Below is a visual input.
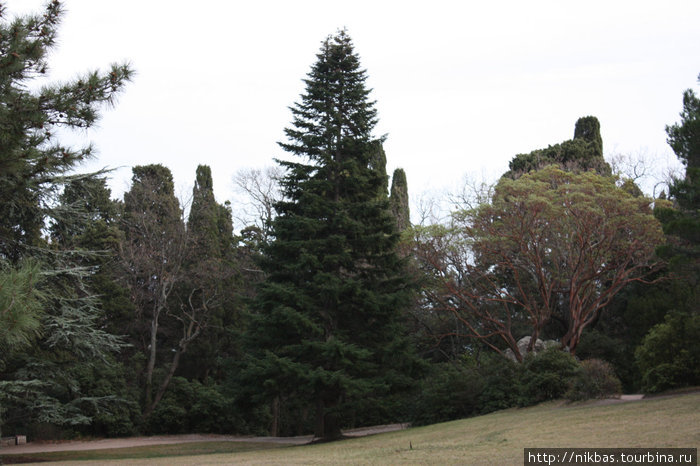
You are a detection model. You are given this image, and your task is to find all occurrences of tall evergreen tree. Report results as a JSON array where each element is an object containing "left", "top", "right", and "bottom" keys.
[
  {"left": 180, "top": 165, "right": 240, "bottom": 381},
  {"left": 656, "top": 75, "right": 700, "bottom": 287},
  {"left": 246, "top": 30, "right": 416, "bottom": 440},
  {"left": 0, "top": 1, "right": 132, "bottom": 439},
  {"left": 390, "top": 168, "right": 410, "bottom": 231}
]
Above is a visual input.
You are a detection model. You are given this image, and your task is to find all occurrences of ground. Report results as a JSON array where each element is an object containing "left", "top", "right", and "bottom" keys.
[{"left": 0, "top": 424, "right": 407, "bottom": 455}]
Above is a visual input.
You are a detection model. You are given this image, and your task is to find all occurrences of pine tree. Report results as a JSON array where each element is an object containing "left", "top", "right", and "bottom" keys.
[
  {"left": 655, "top": 75, "right": 700, "bottom": 306},
  {"left": 247, "top": 30, "right": 416, "bottom": 440},
  {"left": 0, "top": 1, "right": 132, "bottom": 439}
]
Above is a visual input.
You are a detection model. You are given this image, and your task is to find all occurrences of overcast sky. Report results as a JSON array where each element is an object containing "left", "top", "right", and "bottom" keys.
[{"left": 8, "top": 0, "right": 700, "bottom": 224}]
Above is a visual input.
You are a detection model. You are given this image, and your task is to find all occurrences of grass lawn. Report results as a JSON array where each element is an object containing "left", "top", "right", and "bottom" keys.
[{"left": 4, "top": 392, "right": 699, "bottom": 465}]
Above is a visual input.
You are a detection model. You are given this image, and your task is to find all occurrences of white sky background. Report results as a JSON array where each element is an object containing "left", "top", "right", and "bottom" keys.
[{"left": 7, "top": 0, "right": 700, "bottom": 226}]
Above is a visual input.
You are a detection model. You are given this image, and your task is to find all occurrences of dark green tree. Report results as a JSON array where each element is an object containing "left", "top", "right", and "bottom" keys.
[
  {"left": 179, "top": 165, "right": 240, "bottom": 381},
  {"left": 662, "top": 74, "right": 700, "bottom": 243},
  {"left": 655, "top": 76, "right": 700, "bottom": 312},
  {"left": 573, "top": 115, "right": 603, "bottom": 158},
  {"left": 0, "top": 1, "right": 132, "bottom": 439},
  {"left": 620, "top": 74, "right": 700, "bottom": 393},
  {"left": 506, "top": 116, "right": 610, "bottom": 178},
  {"left": 120, "top": 165, "right": 190, "bottom": 420},
  {"left": 246, "top": 30, "right": 416, "bottom": 440},
  {"left": 390, "top": 168, "right": 410, "bottom": 231}
]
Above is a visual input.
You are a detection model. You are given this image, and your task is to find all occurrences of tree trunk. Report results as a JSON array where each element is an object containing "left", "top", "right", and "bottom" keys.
[
  {"left": 314, "top": 395, "right": 342, "bottom": 441},
  {"left": 314, "top": 397, "right": 324, "bottom": 439},
  {"left": 144, "top": 311, "right": 160, "bottom": 410},
  {"left": 270, "top": 396, "right": 280, "bottom": 437},
  {"left": 143, "top": 333, "right": 191, "bottom": 420}
]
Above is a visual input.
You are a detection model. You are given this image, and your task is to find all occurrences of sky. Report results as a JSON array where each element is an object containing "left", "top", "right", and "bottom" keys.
[{"left": 7, "top": 0, "right": 700, "bottom": 225}]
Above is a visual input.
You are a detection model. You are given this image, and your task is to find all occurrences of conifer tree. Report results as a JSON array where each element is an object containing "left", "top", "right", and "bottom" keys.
[
  {"left": 247, "top": 30, "right": 415, "bottom": 440},
  {"left": 506, "top": 116, "right": 610, "bottom": 178},
  {"left": 390, "top": 168, "right": 410, "bottom": 231},
  {"left": 0, "top": 1, "right": 132, "bottom": 438},
  {"left": 181, "top": 165, "right": 239, "bottom": 380}
]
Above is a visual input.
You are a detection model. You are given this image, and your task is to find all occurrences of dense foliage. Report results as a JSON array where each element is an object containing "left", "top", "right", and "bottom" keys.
[
  {"left": 1, "top": 3, "right": 698, "bottom": 442},
  {"left": 244, "top": 30, "right": 418, "bottom": 440},
  {"left": 0, "top": 0, "right": 132, "bottom": 439}
]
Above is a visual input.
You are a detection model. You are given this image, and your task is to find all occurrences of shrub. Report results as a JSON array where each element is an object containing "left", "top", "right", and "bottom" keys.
[
  {"left": 566, "top": 359, "right": 622, "bottom": 401},
  {"left": 635, "top": 312, "right": 700, "bottom": 393},
  {"left": 409, "top": 363, "right": 483, "bottom": 426},
  {"left": 520, "top": 347, "right": 580, "bottom": 405},
  {"left": 143, "top": 377, "right": 246, "bottom": 435},
  {"left": 477, "top": 354, "right": 523, "bottom": 414}
]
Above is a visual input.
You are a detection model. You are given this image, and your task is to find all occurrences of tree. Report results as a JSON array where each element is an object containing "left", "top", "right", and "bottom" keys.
[
  {"left": 390, "top": 168, "right": 410, "bottom": 231},
  {"left": 662, "top": 74, "right": 700, "bottom": 245},
  {"left": 666, "top": 76, "right": 700, "bottom": 176},
  {"left": 506, "top": 117, "right": 611, "bottom": 178},
  {"left": 414, "top": 166, "right": 665, "bottom": 360},
  {"left": 179, "top": 165, "right": 240, "bottom": 381},
  {"left": 624, "top": 74, "right": 700, "bottom": 393},
  {"left": 246, "top": 30, "right": 416, "bottom": 440},
  {"left": 232, "top": 165, "right": 283, "bottom": 243},
  {"left": 120, "top": 165, "right": 193, "bottom": 420},
  {"left": 0, "top": 1, "right": 131, "bottom": 439}
]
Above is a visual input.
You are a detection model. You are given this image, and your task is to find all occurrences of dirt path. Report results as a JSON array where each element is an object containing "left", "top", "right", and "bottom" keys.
[{"left": 0, "top": 424, "right": 408, "bottom": 455}]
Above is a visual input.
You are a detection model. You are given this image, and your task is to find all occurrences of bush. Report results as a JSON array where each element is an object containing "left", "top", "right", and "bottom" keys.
[
  {"left": 477, "top": 355, "right": 522, "bottom": 414},
  {"left": 520, "top": 347, "right": 580, "bottom": 405},
  {"left": 635, "top": 312, "right": 700, "bottom": 393},
  {"left": 566, "top": 359, "right": 622, "bottom": 401},
  {"left": 143, "top": 377, "right": 246, "bottom": 435},
  {"left": 409, "top": 363, "right": 483, "bottom": 426}
]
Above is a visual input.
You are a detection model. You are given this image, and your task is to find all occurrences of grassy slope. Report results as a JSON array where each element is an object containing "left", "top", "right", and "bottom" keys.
[{"left": 13, "top": 392, "right": 700, "bottom": 465}]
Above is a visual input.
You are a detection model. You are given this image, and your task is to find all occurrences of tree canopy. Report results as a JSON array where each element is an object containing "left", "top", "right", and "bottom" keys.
[{"left": 414, "top": 166, "right": 665, "bottom": 360}]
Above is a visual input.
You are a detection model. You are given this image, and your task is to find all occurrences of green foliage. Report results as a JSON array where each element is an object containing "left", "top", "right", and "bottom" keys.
[
  {"left": 410, "top": 349, "right": 587, "bottom": 426},
  {"left": 573, "top": 115, "right": 604, "bottom": 158},
  {"left": 566, "top": 359, "right": 622, "bottom": 401},
  {"left": 247, "top": 30, "right": 418, "bottom": 439},
  {"left": 666, "top": 76, "right": 700, "bottom": 171},
  {"left": 520, "top": 348, "right": 580, "bottom": 404},
  {"left": 70, "top": 361, "right": 140, "bottom": 437},
  {"left": 507, "top": 116, "right": 610, "bottom": 178},
  {"left": 0, "top": 1, "right": 132, "bottom": 262},
  {"left": 410, "top": 363, "right": 482, "bottom": 426},
  {"left": 390, "top": 168, "right": 411, "bottom": 231},
  {"left": 415, "top": 165, "right": 665, "bottom": 360},
  {"left": 0, "top": 261, "right": 44, "bottom": 352},
  {"left": 0, "top": 1, "right": 132, "bottom": 439},
  {"left": 476, "top": 355, "right": 523, "bottom": 413},
  {"left": 179, "top": 165, "right": 238, "bottom": 381},
  {"left": 635, "top": 312, "right": 700, "bottom": 393},
  {"left": 623, "top": 76, "right": 700, "bottom": 396},
  {"left": 143, "top": 377, "right": 242, "bottom": 435}
]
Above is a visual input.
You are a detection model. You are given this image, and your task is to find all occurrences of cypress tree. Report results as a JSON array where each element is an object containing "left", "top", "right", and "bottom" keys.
[
  {"left": 506, "top": 116, "right": 610, "bottom": 178},
  {"left": 181, "top": 165, "right": 239, "bottom": 380},
  {"left": 389, "top": 168, "right": 410, "bottom": 231},
  {"left": 247, "top": 30, "right": 415, "bottom": 440},
  {"left": 573, "top": 115, "right": 603, "bottom": 158}
]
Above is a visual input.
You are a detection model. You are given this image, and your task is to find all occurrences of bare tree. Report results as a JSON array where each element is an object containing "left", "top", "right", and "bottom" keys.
[
  {"left": 608, "top": 150, "right": 684, "bottom": 198},
  {"left": 231, "top": 166, "right": 283, "bottom": 239}
]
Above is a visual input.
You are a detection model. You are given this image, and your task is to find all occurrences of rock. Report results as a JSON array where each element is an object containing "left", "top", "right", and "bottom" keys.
[{"left": 504, "top": 336, "right": 559, "bottom": 362}]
